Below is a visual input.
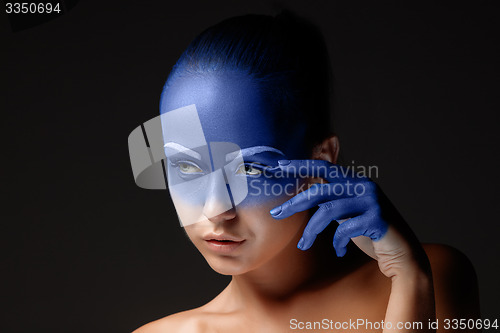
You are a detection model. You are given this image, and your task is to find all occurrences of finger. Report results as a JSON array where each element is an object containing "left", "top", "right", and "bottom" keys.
[
  {"left": 271, "top": 159, "right": 361, "bottom": 183},
  {"left": 270, "top": 182, "right": 358, "bottom": 219},
  {"left": 298, "top": 197, "right": 369, "bottom": 250},
  {"left": 332, "top": 214, "right": 388, "bottom": 257}
]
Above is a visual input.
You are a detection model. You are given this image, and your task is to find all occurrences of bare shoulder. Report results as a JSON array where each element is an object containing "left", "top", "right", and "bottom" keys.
[
  {"left": 132, "top": 287, "right": 232, "bottom": 333},
  {"left": 423, "top": 243, "right": 481, "bottom": 319},
  {"left": 132, "top": 308, "right": 210, "bottom": 333},
  {"left": 423, "top": 243, "right": 478, "bottom": 289}
]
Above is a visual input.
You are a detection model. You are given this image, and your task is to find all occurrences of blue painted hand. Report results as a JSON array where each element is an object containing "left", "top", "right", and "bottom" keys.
[{"left": 270, "top": 159, "right": 426, "bottom": 278}]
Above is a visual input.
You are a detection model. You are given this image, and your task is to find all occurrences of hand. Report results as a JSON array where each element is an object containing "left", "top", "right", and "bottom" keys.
[{"left": 269, "top": 159, "right": 428, "bottom": 278}]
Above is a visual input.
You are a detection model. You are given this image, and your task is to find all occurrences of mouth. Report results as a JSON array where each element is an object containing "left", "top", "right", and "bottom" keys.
[
  {"left": 206, "top": 239, "right": 245, "bottom": 245},
  {"left": 203, "top": 233, "right": 246, "bottom": 253}
]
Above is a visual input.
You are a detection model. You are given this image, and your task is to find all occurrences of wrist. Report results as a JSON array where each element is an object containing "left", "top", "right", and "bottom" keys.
[
  {"left": 391, "top": 263, "right": 432, "bottom": 286},
  {"left": 385, "top": 262, "right": 436, "bottom": 332},
  {"left": 391, "top": 257, "right": 434, "bottom": 293}
]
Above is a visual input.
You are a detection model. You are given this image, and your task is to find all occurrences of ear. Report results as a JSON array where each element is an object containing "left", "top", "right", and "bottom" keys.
[{"left": 312, "top": 135, "right": 340, "bottom": 164}]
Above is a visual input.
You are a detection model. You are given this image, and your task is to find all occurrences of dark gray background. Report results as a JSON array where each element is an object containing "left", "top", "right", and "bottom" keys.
[{"left": 2, "top": 1, "right": 498, "bottom": 332}]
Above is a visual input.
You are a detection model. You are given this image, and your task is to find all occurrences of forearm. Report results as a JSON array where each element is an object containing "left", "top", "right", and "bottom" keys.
[{"left": 383, "top": 266, "right": 436, "bottom": 333}]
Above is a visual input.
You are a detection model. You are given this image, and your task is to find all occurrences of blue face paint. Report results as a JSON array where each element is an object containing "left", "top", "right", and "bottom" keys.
[
  {"left": 160, "top": 71, "right": 307, "bottom": 225},
  {"left": 161, "top": 71, "right": 308, "bottom": 160}
]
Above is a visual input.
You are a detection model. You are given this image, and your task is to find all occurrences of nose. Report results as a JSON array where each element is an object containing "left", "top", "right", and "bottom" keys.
[
  {"left": 207, "top": 205, "right": 237, "bottom": 223},
  {"left": 202, "top": 170, "right": 236, "bottom": 223}
]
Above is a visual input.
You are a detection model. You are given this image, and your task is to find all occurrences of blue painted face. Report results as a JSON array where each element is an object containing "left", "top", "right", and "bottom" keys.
[{"left": 160, "top": 71, "right": 307, "bottom": 226}]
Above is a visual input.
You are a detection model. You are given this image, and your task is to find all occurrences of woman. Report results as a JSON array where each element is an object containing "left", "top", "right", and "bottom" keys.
[{"left": 133, "top": 12, "right": 480, "bottom": 332}]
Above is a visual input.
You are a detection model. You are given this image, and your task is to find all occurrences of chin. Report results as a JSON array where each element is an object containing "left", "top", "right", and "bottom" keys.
[{"left": 204, "top": 254, "right": 254, "bottom": 276}]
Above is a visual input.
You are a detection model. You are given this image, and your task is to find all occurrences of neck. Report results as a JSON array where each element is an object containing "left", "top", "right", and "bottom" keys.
[{"left": 226, "top": 232, "right": 345, "bottom": 312}]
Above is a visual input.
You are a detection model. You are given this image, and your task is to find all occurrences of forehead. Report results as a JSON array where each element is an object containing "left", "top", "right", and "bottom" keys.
[{"left": 160, "top": 71, "right": 279, "bottom": 149}]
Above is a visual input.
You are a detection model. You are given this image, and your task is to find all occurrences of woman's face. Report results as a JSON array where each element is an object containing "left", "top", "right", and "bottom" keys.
[{"left": 160, "top": 71, "right": 310, "bottom": 275}]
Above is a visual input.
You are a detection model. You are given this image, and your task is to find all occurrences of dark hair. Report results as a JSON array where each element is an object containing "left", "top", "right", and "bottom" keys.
[{"left": 164, "top": 11, "right": 333, "bottom": 152}]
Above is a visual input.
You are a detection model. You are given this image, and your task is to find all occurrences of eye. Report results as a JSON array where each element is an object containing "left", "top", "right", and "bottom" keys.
[
  {"left": 177, "top": 161, "right": 203, "bottom": 174},
  {"left": 236, "top": 163, "right": 263, "bottom": 176}
]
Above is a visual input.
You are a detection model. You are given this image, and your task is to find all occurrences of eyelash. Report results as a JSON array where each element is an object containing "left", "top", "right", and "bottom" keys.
[
  {"left": 236, "top": 163, "right": 266, "bottom": 176},
  {"left": 168, "top": 160, "right": 268, "bottom": 177},
  {"left": 169, "top": 160, "right": 204, "bottom": 174}
]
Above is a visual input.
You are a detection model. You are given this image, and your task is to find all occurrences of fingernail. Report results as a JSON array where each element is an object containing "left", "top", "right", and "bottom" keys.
[
  {"left": 270, "top": 206, "right": 282, "bottom": 216},
  {"left": 278, "top": 160, "right": 291, "bottom": 166},
  {"left": 297, "top": 237, "right": 305, "bottom": 250}
]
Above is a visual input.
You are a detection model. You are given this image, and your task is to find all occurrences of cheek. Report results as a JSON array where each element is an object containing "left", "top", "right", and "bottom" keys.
[
  {"left": 239, "top": 179, "right": 311, "bottom": 255},
  {"left": 237, "top": 205, "right": 308, "bottom": 259},
  {"left": 180, "top": 180, "right": 311, "bottom": 275},
  {"left": 183, "top": 225, "right": 200, "bottom": 246}
]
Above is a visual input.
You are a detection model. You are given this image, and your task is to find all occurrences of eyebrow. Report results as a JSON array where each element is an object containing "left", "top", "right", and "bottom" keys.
[
  {"left": 164, "top": 142, "right": 202, "bottom": 160},
  {"left": 225, "top": 146, "right": 285, "bottom": 162}
]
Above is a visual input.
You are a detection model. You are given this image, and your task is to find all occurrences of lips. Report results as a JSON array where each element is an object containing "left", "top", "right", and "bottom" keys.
[
  {"left": 203, "top": 233, "right": 245, "bottom": 253},
  {"left": 203, "top": 233, "right": 245, "bottom": 242},
  {"left": 206, "top": 239, "right": 243, "bottom": 245}
]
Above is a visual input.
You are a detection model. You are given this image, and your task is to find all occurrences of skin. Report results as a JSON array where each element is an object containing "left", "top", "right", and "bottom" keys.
[{"left": 133, "top": 71, "right": 481, "bottom": 333}]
